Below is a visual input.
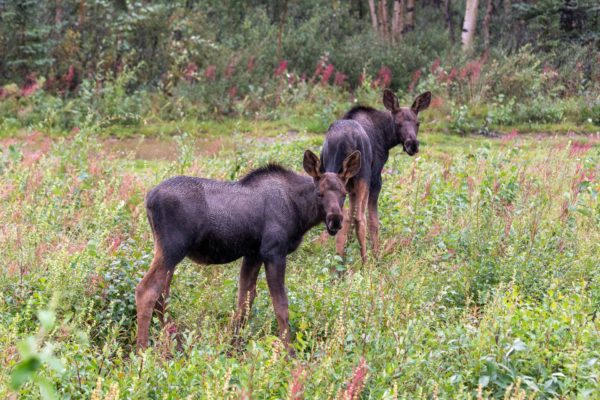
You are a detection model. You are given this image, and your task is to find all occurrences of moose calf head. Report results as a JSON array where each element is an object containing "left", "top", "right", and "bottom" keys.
[
  {"left": 303, "top": 149, "right": 361, "bottom": 235},
  {"left": 383, "top": 89, "right": 432, "bottom": 156}
]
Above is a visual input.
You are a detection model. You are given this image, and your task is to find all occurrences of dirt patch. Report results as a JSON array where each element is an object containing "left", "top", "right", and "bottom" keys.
[
  {"left": 1, "top": 134, "right": 232, "bottom": 161},
  {"left": 103, "top": 137, "right": 179, "bottom": 160},
  {"left": 0, "top": 131, "right": 53, "bottom": 164},
  {"left": 103, "top": 136, "right": 229, "bottom": 160}
]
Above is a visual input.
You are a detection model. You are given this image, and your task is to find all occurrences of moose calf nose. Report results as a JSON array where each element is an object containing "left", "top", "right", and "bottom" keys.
[
  {"left": 405, "top": 139, "right": 419, "bottom": 155},
  {"left": 327, "top": 214, "right": 343, "bottom": 231}
]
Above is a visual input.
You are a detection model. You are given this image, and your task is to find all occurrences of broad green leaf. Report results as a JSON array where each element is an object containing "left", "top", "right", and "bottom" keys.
[
  {"left": 10, "top": 357, "right": 41, "bottom": 389},
  {"left": 478, "top": 375, "right": 490, "bottom": 388},
  {"left": 37, "top": 310, "right": 56, "bottom": 331},
  {"left": 36, "top": 376, "right": 58, "bottom": 400}
]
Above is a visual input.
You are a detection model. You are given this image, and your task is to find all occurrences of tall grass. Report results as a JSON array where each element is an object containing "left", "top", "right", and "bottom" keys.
[{"left": 0, "top": 126, "right": 598, "bottom": 398}]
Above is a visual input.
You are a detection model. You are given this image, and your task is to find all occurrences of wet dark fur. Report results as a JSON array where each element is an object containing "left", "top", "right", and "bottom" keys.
[
  {"left": 239, "top": 164, "right": 293, "bottom": 185},
  {"left": 145, "top": 165, "right": 323, "bottom": 266},
  {"left": 135, "top": 154, "right": 360, "bottom": 353},
  {"left": 319, "top": 91, "right": 430, "bottom": 260},
  {"left": 342, "top": 105, "right": 403, "bottom": 176},
  {"left": 319, "top": 119, "right": 373, "bottom": 262},
  {"left": 320, "top": 120, "right": 373, "bottom": 189}
]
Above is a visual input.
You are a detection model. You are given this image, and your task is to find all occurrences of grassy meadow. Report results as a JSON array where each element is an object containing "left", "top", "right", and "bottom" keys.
[{"left": 1, "top": 117, "right": 599, "bottom": 399}]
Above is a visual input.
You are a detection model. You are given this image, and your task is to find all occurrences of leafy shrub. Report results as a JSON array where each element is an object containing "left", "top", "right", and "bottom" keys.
[
  {"left": 89, "top": 247, "right": 148, "bottom": 345},
  {"left": 580, "top": 100, "right": 600, "bottom": 126},
  {"left": 515, "top": 96, "right": 565, "bottom": 124},
  {"left": 449, "top": 104, "right": 481, "bottom": 135},
  {"left": 486, "top": 95, "right": 517, "bottom": 126}
]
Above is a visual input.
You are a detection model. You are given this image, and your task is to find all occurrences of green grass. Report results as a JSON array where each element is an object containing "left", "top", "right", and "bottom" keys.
[{"left": 0, "top": 123, "right": 599, "bottom": 399}]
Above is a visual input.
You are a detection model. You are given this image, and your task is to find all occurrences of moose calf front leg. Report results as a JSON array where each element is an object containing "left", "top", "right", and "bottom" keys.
[
  {"left": 367, "top": 181, "right": 382, "bottom": 257},
  {"left": 336, "top": 194, "right": 356, "bottom": 258},
  {"left": 355, "top": 181, "right": 370, "bottom": 264},
  {"left": 265, "top": 258, "right": 295, "bottom": 356}
]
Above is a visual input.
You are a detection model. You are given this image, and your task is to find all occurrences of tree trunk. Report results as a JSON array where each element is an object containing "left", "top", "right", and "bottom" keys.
[
  {"left": 78, "top": 0, "right": 85, "bottom": 28},
  {"left": 503, "top": 0, "right": 511, "bottom": 15},
  {"left": 379, "top": 0, "right": 390, "bottom": 40},
  {"left": 54, "top": 0, "right": 63, "bottom": 25},
  {"left": 443, "top": 0, "right": 454, "bottom": 43},
  {"left": 405, "top": 0, "right": 415, "bottom": 31},
  {"left": 483, "top": 0, "right": 493, "bottom": 49},
  {"left": 277, "top": 0, "right": 288, "bottom": 58},
  {"left": 368, "top": 0, "right": 379, "bottom": 33},
  {"left": 461, "top": 0, "right": 479, "bottom": 51},
  {"left": 391, "top": 0, "right": 405, "bottom": 43},
  {"left": 114, "top": 0, "right": 128, "bottom": 12}
]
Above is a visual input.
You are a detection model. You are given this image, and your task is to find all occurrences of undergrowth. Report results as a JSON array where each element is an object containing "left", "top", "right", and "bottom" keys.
[{"left": 0, "top": 125, "right": 599, "bottom": 398}]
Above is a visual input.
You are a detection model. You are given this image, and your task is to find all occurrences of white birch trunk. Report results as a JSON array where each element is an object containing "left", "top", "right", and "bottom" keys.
[
  {"left": 406, "top": 0, "right": 415, "bottom": 31},
  {"left": 461, "top": 0, "right": 479, "bottom": 51},
  {"left": 368, "top": 0, "right": 379, "bottom": 33}
]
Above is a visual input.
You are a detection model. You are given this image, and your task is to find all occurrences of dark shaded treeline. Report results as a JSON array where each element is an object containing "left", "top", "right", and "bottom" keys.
[{"left": 0, "top": 0, "right": 598, "bottom": 90}]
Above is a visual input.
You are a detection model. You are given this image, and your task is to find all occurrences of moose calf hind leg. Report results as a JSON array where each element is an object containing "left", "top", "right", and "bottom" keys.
[
  {"left": 265, "top": 259, "right": 295, "bottom": 356},
  {"left": 154, "top": 270, "right": 174, "bottom": 326},
  {"left": 135, "top": 252, "right": 176, "bottom": 351}
]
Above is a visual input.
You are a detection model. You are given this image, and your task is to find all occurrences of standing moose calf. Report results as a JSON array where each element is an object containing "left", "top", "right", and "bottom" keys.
[
  {"left": 321, "top": 89, "right": 431, "bottom": 262},
  {"left": 135, "top": 150, "right": 361, "bottom": 353}
]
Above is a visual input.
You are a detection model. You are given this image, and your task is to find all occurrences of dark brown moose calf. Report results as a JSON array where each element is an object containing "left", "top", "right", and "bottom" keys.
[
  {"left": 321, "top": 89, "right": 431, "bottom": 262},
  {"left": 135, "top": 150, "right": 361, "bottom": 353}
]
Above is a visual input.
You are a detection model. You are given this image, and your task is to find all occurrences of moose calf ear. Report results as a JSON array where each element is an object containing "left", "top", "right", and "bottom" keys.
[
  {"left": 303, "top": 150, "right": 321, "bottom": 179},
  {"left": 340, "top": 150, "right": 361, "bottom": 181},
  {"left": 411, "top": 91, "right": 432, "bottom": 114},
  {"left": 383, "top": 89, "right": 400, "bottom": 113}
]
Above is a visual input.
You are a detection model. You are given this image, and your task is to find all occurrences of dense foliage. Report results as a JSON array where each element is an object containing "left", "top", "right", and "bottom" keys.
[
  {"left": 0, "top": 0, "right": 599, "bottom": 134},
  {"left": 1, "top": 122, "right": 598, "bottom": 398},
  {"left": 1, "top": 1, "right": 599, "bottom": 398}
]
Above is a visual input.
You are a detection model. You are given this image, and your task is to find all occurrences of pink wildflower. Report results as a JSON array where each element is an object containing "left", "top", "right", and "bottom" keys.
[
  {"left": 358, "top": 73, "right": 365, "bottom": 86},
  {"left": 447, "top": 68, "right": 458, "bottom": 83},
  {"left": 570, "top": 141, "right": 592, "bottom": 156},
  {"left": 375, "top": 66, "right": 392, "bottom": 88},
  {"left": 289, "top": 366, "right": 305, "bottom": 399},
  {"left": 204, "top": 65, "right": 216, "bottom": 81},
  {"left": 275, "top": 60, "right": 288, "bottom": 77},
  {"left": 314, "top": 61, "right": 324, "bottom": 78},
  {"left": 64, "top": 65, "right": 77, "bottom": 91},
  {"left": 334, "top": 71, "right": 347, "bottom": 87},
  {"left": 21, "top": 73, "right": 39, "bottom": 97},
  {"left": 321, "top": 64, "right": 335, "bottom": 84},
  {"left": 224, "top": 60, "right": 236, "bottom": 79},
  {"left": 340, "top": 357, "right": 368, "bottom": 400},
  {"left": 501, "top": 129, "right": 519, "bottom": 143},
  {"left": 228, "top": 86, "right": 237, "bottom": 98},
  {"left": 246, "top": 57, "right": 255, "bottom": 72},
  {"left": 430, "top": 58, "right": 441, "bottom": 74},
  {"left": 408, "top": 70, "right": 421, "bottom": 92},
  {"left": 184, "top": 63, "right": 198, "bottom": 81}
]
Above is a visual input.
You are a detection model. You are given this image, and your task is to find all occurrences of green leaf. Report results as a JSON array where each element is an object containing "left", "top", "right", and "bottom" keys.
[
  {"left": 512, "top": 338, "right": 528, "bottom": 352},
  {"left": 45, "top": 356, "right": 65, "bottom": 374},
  {"left": 478, "top": 375, "right": 490, "bottom": 388},
  {"left": 585, "top": 357, "right": 598, "bottom": 367},
  {"left": 35, "top": 376, "right": 58, "bottom": 400},
  {"left": 10, "top": 357, "right": 41, "bottom": 389},
  {"left": 16, "top": 336, "right": 37, "bottom": 358},
  {"left": 37, "top": 310, "right": 56, "bottom": 331}
]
